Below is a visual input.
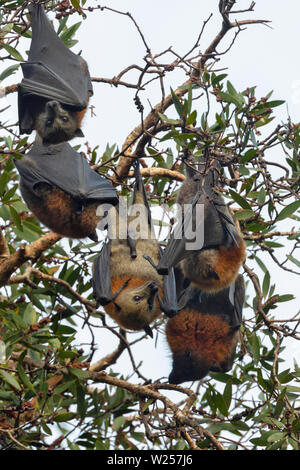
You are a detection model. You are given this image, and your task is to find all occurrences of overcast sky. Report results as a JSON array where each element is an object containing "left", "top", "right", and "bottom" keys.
[{"left": 2, "top": 0, "right": 299, "bottom": 381}]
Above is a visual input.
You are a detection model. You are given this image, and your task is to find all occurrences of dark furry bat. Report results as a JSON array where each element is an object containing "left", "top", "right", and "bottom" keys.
[
  {"left": 18, "top": 4, "right": 93, "bottom": 142},
  {"left": 14, "top": 140, "right": 118, "bottom": 241},
  {"left": 92, "top": 162, "right": 177, "bottom": 337},
  {"left": 156, "top": 155, "right": 246, "bottom": 293},
  {"left": 166, "top": 272, "right": 245, "bottom": 384}
]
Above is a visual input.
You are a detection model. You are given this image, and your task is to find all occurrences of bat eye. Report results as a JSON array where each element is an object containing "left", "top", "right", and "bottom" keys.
[
  {"left": 46, "top": 119, "right": 53, "bottom": 126},
  {"left": 61, "top": 116, "right": 69, "bottom": 122},
  {"left": 133, "top": 295, "right": 142, "bottom": 302}
]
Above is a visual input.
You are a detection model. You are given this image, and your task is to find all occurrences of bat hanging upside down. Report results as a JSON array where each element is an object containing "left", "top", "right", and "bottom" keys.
[
  {"left": 92, "top": 162, "right": 177, "bottom": 336},
  {"left": 18, "top": 3, "right": 93, "bottom": 143},
  {"left": 166, "top": 272, "right": 245, "bottom": 384},
  {"left": 14, "top": 141, "right": 118, "bottom": 241},
  {"left": 156, "top": 154, "right": 246, "bottom": 294}
]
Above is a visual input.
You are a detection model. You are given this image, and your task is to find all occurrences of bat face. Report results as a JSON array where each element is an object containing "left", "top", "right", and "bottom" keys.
[
  {"left": 18, "top": 5, "right": 93, "bottom": 135},
  {"left": 35, "top": 101, "right": 84, "bottom": 144},
  {"left": 104, "top": 279, "right": 162, "bottom": 331},
  {"left": 181, "top": 238, "right": 246, "bottom": 293},
  {"left": 168, "top": 351, "right": 210, "bottom": 384}
]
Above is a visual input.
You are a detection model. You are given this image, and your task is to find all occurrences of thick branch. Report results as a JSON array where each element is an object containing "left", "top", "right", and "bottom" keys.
[
  {"left": 128, "top": 167, "right": 185, "bottom": 182},
  {"left": 89, "top": 336, "right": 126, "bottom": 372},
  {"left": 0, "top": 232, "right": 61, "bottom": 287},
  {"left": 0, "top": 229, "right": 9, "bottom": 259},
  {"left": 88, "top": 370, "right": 225, "bottom": 450}
]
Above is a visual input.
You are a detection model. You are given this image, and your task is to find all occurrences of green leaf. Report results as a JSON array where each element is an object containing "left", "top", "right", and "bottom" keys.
[
  {"left": 157, "top": 112, "right": 181, "bottom": 125},
  {"left": 70, "top": 0, "right": 81, "bottom": 10},
  {"left": 57, "top": 16, "right": 68, "bottom": 35},
  {"left": 113, "top": 416, "right": 126, "bottom": 431},
  {"left": 286, "top": 255, "right": 300, "bottom": 269},
  {"left": 250, "top": 335, "right": 260, "bottom": 364},
  {"left": 215, "top": 392, "right": 229, "bottom": 416},
  {"left": 253, "top": 255, "right": 268, "bottom": 273},
  {"left": 186, "top": 83, "right": 193, "bottom": 115},
  {"left": 219, "top": 83, "right": 245, "bottom": 108},
  {"left": 69, "top": 368, "right": 89, "bottom": 380},
  {"left": 229, "top": 190, "right": 252, "bottom": 210},
  {"left": 54, "top": 412, "right": 76, "bottom": 422},
  {"left": 0, "top": 370, "right": 21, "bottom": 391},
  {"left": 17, "top": 364, "right": 36, "bottom": 394},
  {"left": 142, "top": 399, "right": 154, "bottom": 412},
  {"left": 1, "top": 43, "right": 24, "bottom": 61},
  {"left": 276, "top": 200, "right": 300, "bottom": 221},
  {"left": 211, "top": 73, "right": 227, "bottom": 86},
  {"left": 170, "top": 88, "right": 183, "bottom": 118},
  {"left": 76, "top": 384, "right": 87, "bottom": 419},
  {"left": 9, "top": 206, "right": 23, "bottom": 231},
  {"left": 267, "top": 431, "right": 286, "bottom": 443},
  {"left": 0, "top": 64, "right": 19, "bottom": 82},
  {"left": 233, "top": 209, "right": 254, "bottom": 221},
  {"left": 262, "top": 271, "right": 270, "bottom": 298},
  {"left": 240, "top": 149, "right": 257, "bottom": 163},
  {"left": 223, "top": 380, "right": 232, "bottom": 410},
  {"left": 266, "top": 100, "right": 285, "bottom": 108},
  {"left": 23, "top": 303, "right": 37, "bottom": 326},
  {"left": 276, "top": 294, "right": 294, "bottom": 303},
  {"left": 60, "top": 22, "right": 81, "bottom": 43},
  {"left": 255, "top": 116, "right": 274, "bottom": 128},
  {"left": 186, "top": 109, "right": 197, "bottom": 126}
]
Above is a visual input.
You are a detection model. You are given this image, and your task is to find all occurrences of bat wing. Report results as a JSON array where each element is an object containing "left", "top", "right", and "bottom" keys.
[
  {"left": 18, "top": 4, "right": 93, "bottom": 133},
  {"left": 92, "top": 241, "right": 114, "bottom": 305},
  {"left": 161, "top": 267, "right": 178, "bottom": 317},
  {"left": 157, "top": 189, "right": 237, "bottom": 274},
  {"left": 228, "top": 273, "right": 245, "bottom": 328},
  {"left": 131, "top": 161, "right": 152, "bottom": 228},
  {"left": 14, "top": 141, "right": 118, "bottom": 206}
]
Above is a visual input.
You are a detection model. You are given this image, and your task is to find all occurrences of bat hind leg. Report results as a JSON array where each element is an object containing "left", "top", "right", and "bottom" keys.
[{"left": 127, "top": 232, "right": 137, "bottom": 258}]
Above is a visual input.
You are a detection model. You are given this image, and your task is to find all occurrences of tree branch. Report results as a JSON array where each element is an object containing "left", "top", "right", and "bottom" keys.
[{"left": 0, "top": 232, "right": 61, "bottom": 287}]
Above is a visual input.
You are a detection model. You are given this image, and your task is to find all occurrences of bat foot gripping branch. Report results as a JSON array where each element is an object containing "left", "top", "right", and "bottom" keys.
[{"left": 143, "top": 254, "right": 178, "bottom": 319}]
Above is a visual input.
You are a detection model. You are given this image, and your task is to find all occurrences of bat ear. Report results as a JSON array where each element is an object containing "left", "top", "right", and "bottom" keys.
[{"left": 75, "top": 128, "right": 84, "bottom": 137}]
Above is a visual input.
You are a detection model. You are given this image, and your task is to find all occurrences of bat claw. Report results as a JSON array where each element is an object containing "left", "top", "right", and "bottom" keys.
[
  {"left": 143, "top": 254, "right": 158, "bottom": 271},
  {"left": 144, "top": 325, "right": 153, "bottom": 338},
  {"left": 88, "top": 231, "right": 98, "bottom": 242}
]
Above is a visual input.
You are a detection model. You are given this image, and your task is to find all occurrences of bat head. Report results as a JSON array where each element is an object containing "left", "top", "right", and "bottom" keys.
[
  {"left": 35, "top": 100, "right": 84, "bottom": 144},
  {"left": 106, "top": 280, "right": 161, "bottom": 331},
  {"left": 168, "top": 350, "right": 210, "bottom": 384}
]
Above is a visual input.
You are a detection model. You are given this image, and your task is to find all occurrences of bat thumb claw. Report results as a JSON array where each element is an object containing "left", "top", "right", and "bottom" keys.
[
  {"left": 144, "top": 325, "right": 153, "bottom": 338},
  {"left": 88, "top": 231, "right": 98, "bottom": 242}
]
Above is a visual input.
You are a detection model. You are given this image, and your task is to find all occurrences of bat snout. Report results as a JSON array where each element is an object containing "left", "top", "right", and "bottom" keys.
[
  {"left": 45, "top": 101, "right": 59, "bottom": 120},
  {"left": 46, "top": 100, "right": 59, "bottom": 110}
]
